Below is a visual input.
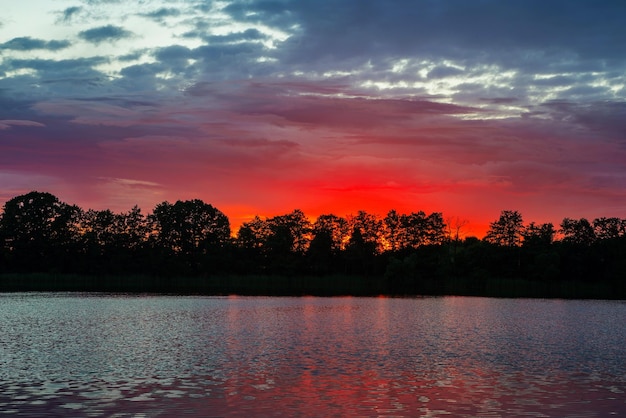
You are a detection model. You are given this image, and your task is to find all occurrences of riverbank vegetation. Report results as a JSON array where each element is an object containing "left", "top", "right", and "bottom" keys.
[{"left": 1, "top": 191, "right": 625, "bottom": 298}]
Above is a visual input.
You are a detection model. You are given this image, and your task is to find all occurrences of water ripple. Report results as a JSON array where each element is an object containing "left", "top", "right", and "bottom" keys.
[{"left": 0, "top": 294, "right": 624, "bottom": 416}]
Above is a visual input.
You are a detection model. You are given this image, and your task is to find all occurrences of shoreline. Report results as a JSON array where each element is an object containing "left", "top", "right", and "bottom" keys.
[{"left": 1, "top": 273, "right": 623, "bottom": 300}]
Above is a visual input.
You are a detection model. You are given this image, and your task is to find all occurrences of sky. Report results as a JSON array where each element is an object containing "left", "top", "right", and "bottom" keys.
[{"left": 1, "top": 0, "right": 625, "bottom": 236}]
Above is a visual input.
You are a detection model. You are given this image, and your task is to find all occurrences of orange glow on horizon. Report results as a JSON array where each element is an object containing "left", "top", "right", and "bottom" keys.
[{"left": 223, "top": 205, "right": 491, "bottom": 240}]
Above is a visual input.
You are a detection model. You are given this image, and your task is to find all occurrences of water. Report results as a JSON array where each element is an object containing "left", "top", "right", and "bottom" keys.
[{"left": 0, "top": 294, "right": 624, "bottom": 417}]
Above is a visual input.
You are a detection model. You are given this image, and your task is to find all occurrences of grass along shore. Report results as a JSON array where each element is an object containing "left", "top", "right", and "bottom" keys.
[{"left": 0, "top": 273, "right": 624, "bottom": 299}]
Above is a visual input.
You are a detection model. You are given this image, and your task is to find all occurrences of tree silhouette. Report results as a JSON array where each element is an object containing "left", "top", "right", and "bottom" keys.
[
  {"left": 81, "top": 209, "right": 118, "bottom": 254},
  {"left": 593, "top": 217, "right": 626, "bottom": 240},
  {"left": 522, "top": 222, "right": 556, "bottom": 248},
  {"left": 1, "top": 189, "right": 625, "bottom": 297},
  {"left": 348, "top": 211, "right": 384, "bottom": 253},
  {"left": 147, "top": 199, "right": 230, "bottom": 275},
  {"left": 312, "top": 214, "right": 350, "bottom": 251},
  {"left": 384, "top": 210, "right": 403, "bottom": 251},
  {"left": 307, "top": 228, "right": 335, "bottom": 274},
  {"left": 267, "top": 210, "right": 312, "bottom": 254},
  {"left": 560, "top": 218, "right": 595, "bottom": 246},
  {"left": 237, "top": 215, "right": 271, "bottom": 250},
  {"left": 77, "top": 206, "right": 150, "bottom": 274},
  {"left": 149, "top": 199, "right": 230, "bottom": 255},
  {"left": 0, "top": 191, "right": 81, "bottom": 271},
  {"left": 345, "top": 227, "right": 377, "bottom": 275},
  {"left": 485, "top": 210, "right": 524, "bottom": 247},
  {"left": 116, "top": 205, "right": 149, "bottom": 251}
]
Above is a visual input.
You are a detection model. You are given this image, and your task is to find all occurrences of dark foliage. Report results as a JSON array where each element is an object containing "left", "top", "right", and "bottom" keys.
[{"left": 1, "top": 193, "right": 625, "bottom": 298}]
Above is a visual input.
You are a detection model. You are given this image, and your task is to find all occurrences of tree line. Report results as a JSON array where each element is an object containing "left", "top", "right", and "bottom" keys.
[{"left": 0, "top": 191, "right": 625, "bottom": 296}]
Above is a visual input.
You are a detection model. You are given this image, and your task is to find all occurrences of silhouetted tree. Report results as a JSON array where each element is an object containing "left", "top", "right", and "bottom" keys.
[
  {"left": 116, "top": 205, "right": 149, "bottom": 251},
  {"left": 522, "top": 222, "right": 556, "bottom": 247},
  {"left": 485, "top": 210, "right": 524, "bottom": 247},
  {"left": 445, "top": 216, "right": 469, "bottom": 270},
  {"left": 2, "top": 188, "right": 626, "bottom": 298},
  {"left": 560, "top": 218, "right": 595, "bottom": 246},
  {"left": 237, "top": 215, "right": 271, "bottom": 250},
  {"left": 81, "top": 209, "right": 118, "bottom": 253},
  {"left": 386, "top": 211, "right": 447, "bottom": 250},
  {"left": 267, "top": 209, "right": 312, "bottom": 254},
  {"left": 0, "top": 191, "right": 82, "bottom": 271},
  {"left": 307, "top": 228, "right": 335, "bottom": 274},
  {"left": 345, "top": 227, "right": 377, "bottom": 275},
  {"left": 593, "top": 217, "right": 626, "bottom": 240},
  {"left": 263, "top": 210, "right": 311, "bottom": 274},
  {"left": 312, "top": 214, "right": 350, "bottom": 251},
  {"left": 149, "top": 199, "right": 230, "bottom": 254},
  {"left": 148, "top": 199, "right": 230, "bottom": 274},
  {"left": 519, "top": 222, "right": 559, "bottom": 281},
  {"left": 384, "top": 210, "right": 403, "bottom": 251},
  {"left": 234, "top": 215, "right": 271, "bottom": 273},
  {"left": 424, "top": 212, "right": 447, "bottom": 245},
  {"left": 348, "top": 211, "right": 384, "bottom": 253}
]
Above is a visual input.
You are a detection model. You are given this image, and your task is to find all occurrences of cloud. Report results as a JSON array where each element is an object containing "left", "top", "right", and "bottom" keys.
[
  {"left": 0, "top": 37, "right": 71, "bottom": 51},
  {"left": 59, "top": 6, "right": 83, "bottom": 23},
  {"left": 480, "top": 98, "right": 519, "bottom": 105},
  {"left": 226, "top": 0, "right": 625, "bottom": 84},
  {"left": 224, "top": 84, "right": 479, "bottom": 129},
  {"left": 83, "top": 0, "right": 122, "bottom": 4},
  {"left": 427, "top": 66, "right": 465, "bottom": 79},
  {"left": 78, "top": 25, "right": 133, "bottom": 44},
  {"left": 140, "top": 7, "right": 182, "bottom": 21},
  {"left": 100, "top": 177, "right": 161, "bottom": 188},
  {"left": 540, "top": 100, "right": 626, "bottom": 139},
  {"left": 216, "top": 138, "right": 299, "bottom": 150},
  {"left": 202, "top": 29, "right": 268, "bottom": 44},
  {"left": 1, "top": 0, "right": 626, "bottom": 229},
  {"left": 7, "top": 56, "right": 107, "bottom": 72},
  {"left": 156, "top": 45, "right": 192, "bottom": 60},
  {"left": 2, "top": 57, "right": 108, "bottom": 96},
  {"left": 0, "top": 120, "right": 46, "bottom": 130}
]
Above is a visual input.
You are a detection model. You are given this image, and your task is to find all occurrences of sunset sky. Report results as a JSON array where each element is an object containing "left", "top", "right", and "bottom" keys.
[{"left": 1, "top": 0, "right": 625, "bottom": 236}]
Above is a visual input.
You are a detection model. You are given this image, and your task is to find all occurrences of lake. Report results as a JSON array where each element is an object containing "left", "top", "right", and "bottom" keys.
[{"left": 0, "top": 294, "right": 624, "bottom": 417}]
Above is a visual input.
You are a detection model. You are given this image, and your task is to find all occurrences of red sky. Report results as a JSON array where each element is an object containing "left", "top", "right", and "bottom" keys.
[{"left": 1, "top": 1, "right": 625, "bottom": 237}]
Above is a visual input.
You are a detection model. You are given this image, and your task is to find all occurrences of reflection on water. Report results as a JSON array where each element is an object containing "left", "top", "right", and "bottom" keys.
[{"left": 0, "top": 294, "right": 624, "bottom": 416}]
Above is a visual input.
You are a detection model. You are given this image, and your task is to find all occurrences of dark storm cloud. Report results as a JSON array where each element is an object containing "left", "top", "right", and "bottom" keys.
[
  {"left": 78, "top": 25, "right": 133, "bottom": 44},
  {"left": 0, "top": 37, "right": 71, "bottom": 51}
]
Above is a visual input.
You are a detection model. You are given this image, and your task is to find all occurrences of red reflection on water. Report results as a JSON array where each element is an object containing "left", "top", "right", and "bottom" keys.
[
  {"left": 150, "top": 368, "right": 623, "bottom": 417},
  {"left": 200, "top": 298, "right": 625, "bottom": 416},
  {"left": 5, "top": 367, "right": 623, "bottom": 417}
]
